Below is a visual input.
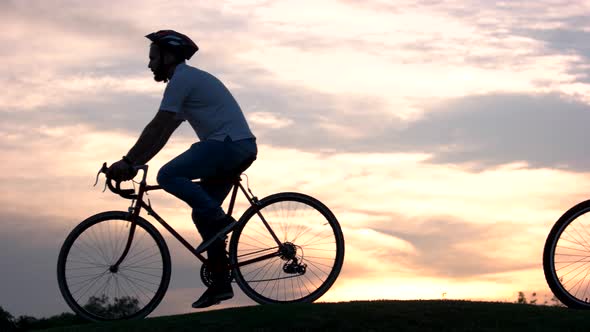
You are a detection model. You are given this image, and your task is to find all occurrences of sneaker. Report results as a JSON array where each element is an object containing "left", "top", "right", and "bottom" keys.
[
  {"left": 195, "top": 215, "right": 237, "bottom": 254},
  {"left": 191, "top": 284, "right": 234, "bottom": 309}
]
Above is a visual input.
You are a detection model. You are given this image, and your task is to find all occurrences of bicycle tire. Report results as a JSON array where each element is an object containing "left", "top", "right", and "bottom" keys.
[
  {"left": 543, "top": 200, "right": 590, "bottom": 309},
  {"left": 57, "top": 211, "right": 171, "bottom": 321},
  {"left": 229, "top": 192, "right": 345, "bottom": 304}
]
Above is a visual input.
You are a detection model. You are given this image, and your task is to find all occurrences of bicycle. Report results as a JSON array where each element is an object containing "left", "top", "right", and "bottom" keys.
[
  {"left": 57, "top": 163, "right": 345, "bottom": 321},
  {"left": 543, "top": 199, "right": 590, "bottom": 309}
]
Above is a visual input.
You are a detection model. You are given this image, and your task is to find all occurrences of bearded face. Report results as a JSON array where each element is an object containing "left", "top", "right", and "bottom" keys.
[
  {"left": 148, "top": 44, "right": 170, "bottom": 83},
  {"left": 152, "top": 64, "right": 168, "bottom": 83}
]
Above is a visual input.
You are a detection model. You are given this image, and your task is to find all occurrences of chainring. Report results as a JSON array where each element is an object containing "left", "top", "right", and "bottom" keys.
[{"left": 200, "top": 264, "right": 234, "bottom": 287}]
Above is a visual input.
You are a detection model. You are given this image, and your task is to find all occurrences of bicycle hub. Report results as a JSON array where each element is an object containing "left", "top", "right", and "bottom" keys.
[{"left": 279, "top": 242, "right": 297, "bottom": 260}]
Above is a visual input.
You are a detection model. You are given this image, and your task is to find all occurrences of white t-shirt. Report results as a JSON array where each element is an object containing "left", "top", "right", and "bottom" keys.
[{"left": 159, "top": 63, "right": 255, "bottom": 142}]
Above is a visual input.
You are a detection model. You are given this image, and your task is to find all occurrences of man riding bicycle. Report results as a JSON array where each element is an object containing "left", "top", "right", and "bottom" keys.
[{"left": 107, "top": 30, "right": 257, "bottom": 309}]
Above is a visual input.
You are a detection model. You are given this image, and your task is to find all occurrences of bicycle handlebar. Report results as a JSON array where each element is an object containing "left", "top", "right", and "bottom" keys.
[{"left": 94, "top": 162, "right": 149, "bottom": 200}]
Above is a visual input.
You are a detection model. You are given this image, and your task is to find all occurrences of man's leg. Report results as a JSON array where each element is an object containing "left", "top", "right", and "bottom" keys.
[
  {"left": 192, "top": 138, "right": 257, "bottom": 251},
  {"left": 195, "top": 179, "right": 234, "bottom": 236},
  {"left": 157, "top": 138, "right": 256, "bottom": 230},
  {"left": 157, "top": 140, "right": 228, "bottom": 222},
  {"left": 157, "top": 138, "right": 257, "bottom": 307}
]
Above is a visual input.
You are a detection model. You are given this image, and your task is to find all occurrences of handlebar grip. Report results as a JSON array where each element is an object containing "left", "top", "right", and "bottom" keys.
[
  {"left": 104, "top": 172, "right": 137, "bottom": 199},
  {"left": 97, "top": 162, "right": 145, "bottom": 200},
  {"left": 106, "top": 175, "right": 137, "bottom": 199}
]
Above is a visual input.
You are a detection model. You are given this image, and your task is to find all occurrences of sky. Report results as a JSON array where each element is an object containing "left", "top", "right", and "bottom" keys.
[{"left": 2, "top": 0, "right": 590, "bottom": 318}]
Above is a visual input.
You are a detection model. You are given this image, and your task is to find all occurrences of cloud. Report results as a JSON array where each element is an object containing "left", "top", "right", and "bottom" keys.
[
  {"left": 396, "top": 93, "right": 590, "bottom": 171},
  {"left": 515, "top": 28, "right": 590, "bottom": 83},
  {"left": 337, "top": 210, "right": 543, "bottom": 284},
  {"left": 0, "top": 1, "right": 145, "bottom": 74},
  {"left": 439, "top": 1, "right": 590, "bottom": 85},
  {"left": 0, "top": 55, "right": 401, "bottom": 153},
  {"left": 5, "top": 90, "right": 590, "bottom": 179},
  {"left": 372, "top": 216, "right": 537, "bottom": 279},
  {"left": 0, "top": 0, "right": 255, "bottom": 80},
  {"left": 194, "top": 89, "right": 590, "bottom": 173},
  {"left": 335, "top": 0, "right": 590, "bottom": 87},
  {"left": 230, "top": 79, "right": 400, "bottom": 153},
  {"left": 1, "top": 1, "right": 144, "bottom": 38},
  {"left": 3, "top": 0, "right": 587, "bottom": 175}
]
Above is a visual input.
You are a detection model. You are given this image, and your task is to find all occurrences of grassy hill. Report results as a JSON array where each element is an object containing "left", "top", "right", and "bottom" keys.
[{"left": 40, "top": 300, "right": 589, "bottom": 332}]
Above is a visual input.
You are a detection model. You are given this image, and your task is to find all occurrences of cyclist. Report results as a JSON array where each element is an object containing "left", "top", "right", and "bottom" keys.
[{"left": 107, "top": 30, "right": 257, "bottom": 309}]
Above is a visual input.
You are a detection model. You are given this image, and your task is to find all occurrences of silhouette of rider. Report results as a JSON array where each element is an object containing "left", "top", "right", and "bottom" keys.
[{"left": 107, "top": 30, "right": 257, "bottom": 309}]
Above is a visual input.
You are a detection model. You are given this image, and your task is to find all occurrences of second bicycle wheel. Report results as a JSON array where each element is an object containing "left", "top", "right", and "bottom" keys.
[
  {"left": 57, "top": 211, "right": 171, "bottom": 321},
  {"left": 544, "top": 200, "right": 590, "bottom": 309},
  {"left": 229, "top": 192, "right": 344, "bottom": 304}
]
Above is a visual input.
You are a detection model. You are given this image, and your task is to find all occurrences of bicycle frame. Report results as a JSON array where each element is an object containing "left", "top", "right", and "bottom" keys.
[{"left": 109, "top": 165, "right": 284, "bottom": 272}]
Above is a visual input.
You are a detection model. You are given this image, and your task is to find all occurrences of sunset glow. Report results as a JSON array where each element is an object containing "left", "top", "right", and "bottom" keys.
[{"left": 2, "top": 0, "right": 590, "bottom": 318}]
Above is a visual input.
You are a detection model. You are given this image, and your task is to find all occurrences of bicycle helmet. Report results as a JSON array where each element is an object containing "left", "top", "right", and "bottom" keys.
[{"left": 145, "top": 30, "right": 199, "bottom": 60}]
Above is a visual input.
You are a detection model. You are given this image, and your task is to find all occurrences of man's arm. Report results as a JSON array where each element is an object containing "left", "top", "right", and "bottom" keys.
[{"left": 125, "top": 110, "right": 183, "bottom": 165}]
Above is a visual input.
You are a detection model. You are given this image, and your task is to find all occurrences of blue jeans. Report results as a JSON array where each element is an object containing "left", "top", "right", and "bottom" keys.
[{"left": 157, "top": 137, "right": 257, "bottom": 232}]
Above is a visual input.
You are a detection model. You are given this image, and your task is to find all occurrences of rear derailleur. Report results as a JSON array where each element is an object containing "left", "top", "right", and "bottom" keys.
[{"left": 283, "top": 258, "right": 307, "bottom": 275}]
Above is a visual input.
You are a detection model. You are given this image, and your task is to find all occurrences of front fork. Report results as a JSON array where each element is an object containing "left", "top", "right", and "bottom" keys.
[
  {"left": 110, "top": 165, "right": 149, "bottom": 272},
  {"left": 110, "top": 199, "right": 142, "bottom": 272}
]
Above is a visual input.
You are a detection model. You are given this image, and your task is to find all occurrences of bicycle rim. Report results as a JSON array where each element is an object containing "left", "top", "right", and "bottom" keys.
[
  {"left": 57, "top": 211, "right": 171, "bottom": 321},
  {"left": 230, "top": 192, "right": 344, "bottom": 304},
  {"left": 544, "top": 201, "right": 590, "bottom": 308}
]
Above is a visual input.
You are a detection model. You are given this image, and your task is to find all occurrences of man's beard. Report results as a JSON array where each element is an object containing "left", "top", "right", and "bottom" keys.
[{"left": 153, "top": 64, "right": 169, "bottom": 83}]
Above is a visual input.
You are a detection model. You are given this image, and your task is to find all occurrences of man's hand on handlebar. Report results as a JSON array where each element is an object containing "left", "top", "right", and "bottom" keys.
[{"left": 106, "top": 159, "right": 138, "bottom": 182}]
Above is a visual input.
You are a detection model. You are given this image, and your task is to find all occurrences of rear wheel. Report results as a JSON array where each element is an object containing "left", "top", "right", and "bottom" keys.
[
  {"left": 57, "top": 211, "right": 171, "bottom": 321},
  {"left": 544, "top": 200, "right": 590, "bottom": 309},
  {"left": 229, "top": 192, "right": 344, "bottom": 304}
]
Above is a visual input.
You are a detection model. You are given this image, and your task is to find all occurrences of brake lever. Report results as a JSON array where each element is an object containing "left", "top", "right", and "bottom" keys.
[{"left": 94, "top": 162, "right": 109, "bottom": 192}]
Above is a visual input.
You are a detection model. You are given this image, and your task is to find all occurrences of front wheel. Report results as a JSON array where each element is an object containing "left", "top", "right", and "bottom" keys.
[
  {"left": 543, "top": 200, "right": 590, "bottom": 309},
  {"left": 57, "top": 211, "right": 171, "bottom": 321},
  {"left": 229, "top": 192, "right": 345, "bottom": 304}
]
